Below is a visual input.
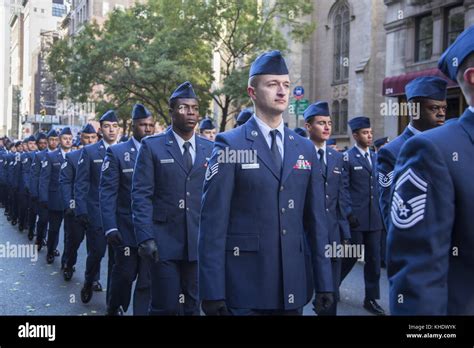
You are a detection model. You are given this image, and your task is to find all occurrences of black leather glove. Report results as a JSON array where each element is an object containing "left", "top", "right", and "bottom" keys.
[
  {"left": 76, "top": 214, "right": 89, "bottom": 229},
  {"left": 106, "top": 230, "right": 123, "bottom": 246},
  {"left": 201, "top": 300, "right": 228, "bottom": 316},
  {"left": 348, "top": 214, "right": 360, "bottom": 229},
  {"left": 313, "top": 292, "right": 334, "bottom": 314},
  {"left": 138, "top": 239, "right": 159, "bottom": 263},
  {"left": 64, "top": 208, "right": 75, "bottom": 217}
]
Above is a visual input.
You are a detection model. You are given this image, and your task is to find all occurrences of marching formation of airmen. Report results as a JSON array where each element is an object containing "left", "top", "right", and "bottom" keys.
[{"left": 0, "top": 24, "right": 473, "bottom": 316}]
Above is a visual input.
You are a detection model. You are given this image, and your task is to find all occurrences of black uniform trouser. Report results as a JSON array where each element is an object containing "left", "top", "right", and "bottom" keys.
[
  {"left": 0, "top": 183, "right": 6, "bottom": 206},
  {"left": 28, "top": 199, "right": 38, "bottom": 234},
  {"left": 61, "top": 213, "right": 75, "bottom": 266},
  {"left": 9, "top": 188, "right": 18, "bottom": 220},
  {"left": 317, "top": 257, "right": 342, "bottom": 316},
  {"left": 18, "top": 191, "right": 29, "bottom": 229},
  {"left": 149, "top": 260, "right": 198, "bottom": 316},
  {"left": 340, "top": 230, "right": 381, "bottom": 300},
  {"left": 36, "top": 204, "right": 49, "bottom": 243},
  {"left": 46, "top": 210, "right": 64, "bottom": 256},
  {"left": 64, "top": 217, "right": 85, "bottom": 268},
  {"left": 84, "top": 226, "right": 106, "bottom": 285},
  {"left": 107, "top": 245, "right": 151, "bottom": 315},
  {"left": 380, "top": 229, "right": 387, "bottom": 265}
]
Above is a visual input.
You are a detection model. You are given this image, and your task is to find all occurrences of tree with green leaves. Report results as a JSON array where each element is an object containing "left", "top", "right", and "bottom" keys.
[{"left": 48, "top": 0, "right": 314, "bottom": 131}]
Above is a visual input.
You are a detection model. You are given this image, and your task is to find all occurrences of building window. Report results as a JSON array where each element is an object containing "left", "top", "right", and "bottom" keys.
[
  {"left": 415, "top": 14, "right": 433, "bottom": 62},
  {"left": 445, "top": 6, "right": 464, "bottom": 48},
  {"left": 333, "top": 2, "right": 350, "bottom": 83},
  {"left": 340, "top": 99, "right": 348, "bottom": 134},
  {"left": 52, "top": 3, "right": 66, "bottom": 17},
  {"left": 332, "top": 101, "right": 340, "bottom": 135}
]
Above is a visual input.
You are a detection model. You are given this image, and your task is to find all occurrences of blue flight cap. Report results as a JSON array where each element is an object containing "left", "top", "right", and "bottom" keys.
[
  {"left": 82, "top": 123, "right": 96, "bottom": 134},
  {"left": 36, "top": 132, "right": 47, "bottom": 141},
  {"left": 303, "top": 101, "right": 330, "bottom": 122},
  {"left": 27, "top": 135, "right": 36, "bottom": 142},
  {"left": 405, "top": 76, "right": 448, "bottom": 101},
  {"left": 15, "top": 141, "right": 22, "bottom": 147},
  {"left": 327, "top": 138, "right": 336, "bottom": 146},
  {"left": 169, "top": 81, "right": 197, "bottom": 102},
  {"left": 199, "top": 118, "right": 215, "bottom": 130},
  {"left": 99, "top": 110, "right": 119, "bottom": 123},
  {"left": 47, "top": 129, "right": 59, "bottom": 138},
  {"left": 374, "top": 137, "right": 389, "bottom": 148},
  {"left": 438, "top": 24, "right": 474, "bottom": 81},
  {"left": 132, "top": 103, "right": 152, "bottom": 120},
  {"left": 60, "top": 127, "right": 72, "bottom": 136},
  {"left": 294, "top": 127, "right": 307, "bottom": 138},
  {"left": 236, "top": 109, "right": 253, "bottom": 125},
  {"left": 348, "top": 116, "right": 371, "bottom": 132},
  {"left": 249, "top": 50, "right": 289, "bottom": 77}
]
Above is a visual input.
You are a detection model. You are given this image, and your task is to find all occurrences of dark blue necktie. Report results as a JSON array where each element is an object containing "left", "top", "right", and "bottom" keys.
[
  {"left": 270, "top": 130, "right": 282, "bottom": 173},
  {"left": 183, "top": 142, "right": 193, "bottom": 173}
]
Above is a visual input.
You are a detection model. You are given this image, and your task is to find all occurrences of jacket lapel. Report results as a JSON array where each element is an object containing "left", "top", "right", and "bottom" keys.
[
  {"left": 189, "top": 137, "right": 206, "bottom": 176},
  {"left": 245, "top": 117, "right": 280, "bottom": 180},
  {"left": 165, "top": 129, "right": 187, "bottom": 174},
  {"left": 353, "top": 146, "right": 372, "bottom": 173},
  {"left": 326, "top": 147, "right": 336, "bottom": 177},
  {"left": 281, "top": 129, "right": 300, "bottom": 184},
  {"left": 98, "top": 140, "right": 106, "bottom": 159}
]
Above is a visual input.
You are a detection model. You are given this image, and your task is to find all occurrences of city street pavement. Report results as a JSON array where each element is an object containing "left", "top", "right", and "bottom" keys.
[{"left": 0, "top": 207, "right": 389, "bottom": 316}]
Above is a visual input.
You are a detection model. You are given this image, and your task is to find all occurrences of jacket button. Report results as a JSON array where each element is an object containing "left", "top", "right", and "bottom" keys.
[
  {"left": 281, "top": 208, "right": 285, "bottom": 214},
  {"left": 280, "top": 186, "right": 284, "bottom": 191},
  {"left": 186, "top": 192, "right": 190, "bottom": 196},
  {"left": 186, "top": 207, "right": 189, "bottom": 211},
  {"left": 326, "top": 195, "right": 329, "bottom": 199},
  {"left": 326, "top": 208, "right": 329, "bottom": 212},
  {"left": 282, "top": 229, "right": 287, "bottom": 235}
]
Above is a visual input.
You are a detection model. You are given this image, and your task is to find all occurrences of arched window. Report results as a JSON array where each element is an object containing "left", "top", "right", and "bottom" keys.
[
  {"left": 333, "top": 2, "right": 350, "bottom": 83},
  {"left": 340, "top": 99, "right": 348, "bottom": 134}
]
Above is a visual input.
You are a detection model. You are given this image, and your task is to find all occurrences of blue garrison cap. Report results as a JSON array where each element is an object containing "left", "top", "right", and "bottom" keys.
[
  {"left": 47, "top": 129, "right": 59, "bottom": 138},
  {"left": 169, "top": 81, "right": 197, "bottom": 101},
  {"left": 236, "top": 109, "right": 253, "bottom": 125},
  {"left": 36, "top": 132, "right": 47, "bottom": 141},
  {"left": 374, "top": 137, "right": 389, "bottom": 148},
  {"left": 405, "top": 76, "right": 448, "bottom": 101},
  {"left": 303, "top": 101, "right": 330, "bottom": 121},
  {"left": 132, "top": 103, "right": 152, "bottom": 120},
  {"left": 15, "top": 141, "right": 22, "bottom": 147},
  {"left": 438, "top": 25, "right": 474, "bottom": 81},
  {"left": 81, "top": 123, "right": 96, "bottom": 134},
  {"left": 294, "top": 127, "right": 307, "bottom": 138},
  {"left": 99, "top": 110, "right": 119, "bottom": 123},
  {"left": 60, "top": 127, "right": 72, "bottom": 136},
  {"left": 327, "top": 138, "right": 336, "bottom": 146},
  {"left": 199, "top": 118, "right": 215, "bottom": 130},
  {"left": 249, "top": 50, "right": 289, "bottom": 77},
  {"left": 27, "top": 135, "right": 36, "bottom": 142},
  {"left": 348, "top": 116, "right": 371, "bottom": 132}
]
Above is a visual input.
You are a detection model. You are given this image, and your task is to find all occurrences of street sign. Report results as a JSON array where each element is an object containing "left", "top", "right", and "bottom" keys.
[
  {"left": 293, "top": 86, "right": 305, "bottom": 100},
  {"left": 289, "top": 99, "right": 309, "bottom": 115}
]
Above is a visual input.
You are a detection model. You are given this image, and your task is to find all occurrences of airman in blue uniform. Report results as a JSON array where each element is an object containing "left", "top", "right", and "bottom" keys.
[
  {"left": 75, "top": 110, "right": 120, "bottom": 303},
  {"left": 198, "top": 51, "right": 333, "bottom": 316},
  {"left": 198, "top": 117, "right": 216, "bottom": 142},
  {"left": 377, "top": 76, "right": 447, "bottom": 229},
  {"left": 100, "top": 104, "right": 153, "bottom": 315},
  {"left": 304, "top": 101, "right": 351, "bottom": 315},
  {"left": 60, "top": 124, "right": 98, "bottom": 281},
  {"left": 39, "top": 127, "right": 73, "bottom": 264},
  {"left": 388, "top": 24, "right": 474, "bottom": 315},
  {"left": 31, "top": 130, "right": 58, "bottom": 250},
  {"left": 132, "top": 82, "right": 214, "bottom": 315},
  {"left": 18, "top": 136, "right": 37, "bottom": 236},
  {"left": 341, "top": 116, "right": 385, "bottom": 315}
]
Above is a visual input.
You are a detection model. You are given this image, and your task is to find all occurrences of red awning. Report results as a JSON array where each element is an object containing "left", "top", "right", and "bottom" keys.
[{"left": 382, "top": 68, "right": 458, "bottom": 97}]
